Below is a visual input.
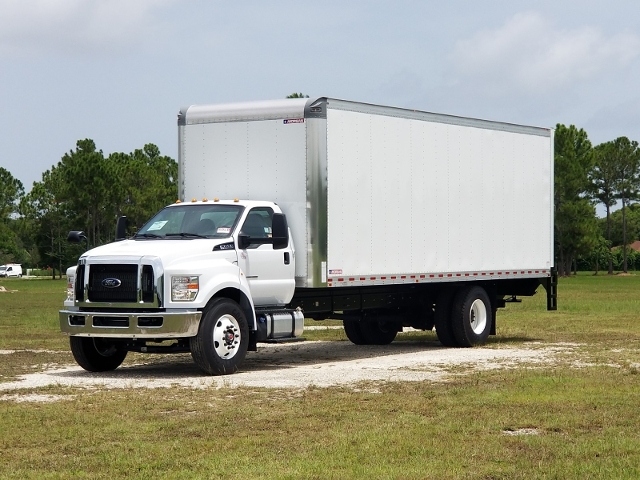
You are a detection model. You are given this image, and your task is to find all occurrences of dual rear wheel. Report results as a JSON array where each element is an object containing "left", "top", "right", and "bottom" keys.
[
  {"left": 343, "top": 319, "right": 398, "bottom": 345},
  {"left": 435, "top": 285, "right": 493, "bottom": 347},
  {"left": 342, "top": 286, "right": 493, "bottom": 348}
]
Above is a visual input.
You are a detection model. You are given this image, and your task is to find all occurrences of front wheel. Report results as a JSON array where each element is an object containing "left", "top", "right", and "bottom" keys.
[
  {"left": 451, "top": 286, "right": 492, "bottom": 347},
  {"left": 70, "top": 337, "right": 128, "bottom": 372},
  {"left": 190, "top": 298, "right": 249, "bottom": 375}
]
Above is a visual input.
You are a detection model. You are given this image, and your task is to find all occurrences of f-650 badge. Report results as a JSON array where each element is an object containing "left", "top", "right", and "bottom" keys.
[
  {"left": 101, "top": 278, "right": 122, "bottom": 288},
  {"left": 213, "top": 242, "right": 235, "bottom": 251}
]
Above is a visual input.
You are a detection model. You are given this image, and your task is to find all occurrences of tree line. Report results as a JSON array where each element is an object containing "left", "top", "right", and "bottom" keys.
[
  {"left": 0, "top": 139, "right": 177, "bottom": 277},
  {"left": 555, "top": 125, "right": 640, "bottom": 276},
  {"left": 0, "top": 125, "right": 638, "bottom": 278}
]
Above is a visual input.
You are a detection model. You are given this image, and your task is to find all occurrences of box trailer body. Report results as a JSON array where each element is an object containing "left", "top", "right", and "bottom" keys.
[
  {"left": 60, "top": 97, "right": 556, "bottom": 376},
  {"left": 179, "top": 98, "right": 554, "bottom": 289}
]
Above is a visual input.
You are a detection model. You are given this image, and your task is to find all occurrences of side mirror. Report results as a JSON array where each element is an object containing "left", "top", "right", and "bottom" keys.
[
  {"left": 238, "top": 234, "right": 251, "bottom": 250},
  {"left": 115, "top": 216, "right": 128, "bottom": 241},
  {"left": 67, "top": 231, "right": 87, "bottom": 243},
  {"left": 272, "top": 213, "right": 289, "bottom": 250}
]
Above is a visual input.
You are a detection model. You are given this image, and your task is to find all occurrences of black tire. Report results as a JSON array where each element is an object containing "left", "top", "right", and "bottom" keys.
[
  {"left": 360, "top": 322, "right": 398, "bottom": 345},
  {"left": 69, "top": 337, "right": 128, "bottom": 372},
  {"left": 190, "top": 298, "right": 249, "bottom": 375},
  {"left": 434, "top": 289, "right": 458, "bottom": 347},
  {"left": 451, "top": 286, "right": 492, "bottom": 347},
  {"left": 343, "top": 319, "right": 368, "bottom": 345}
]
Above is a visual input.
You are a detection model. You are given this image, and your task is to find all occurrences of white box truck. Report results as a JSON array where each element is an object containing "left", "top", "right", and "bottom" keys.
[{"left": 60, "top": 97, "right": 556, "bottom": 375}]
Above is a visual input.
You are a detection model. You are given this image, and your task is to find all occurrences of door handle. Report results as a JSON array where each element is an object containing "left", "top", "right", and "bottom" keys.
[{"left": 284, "top": 252, "right": 290, "bottom": 265}]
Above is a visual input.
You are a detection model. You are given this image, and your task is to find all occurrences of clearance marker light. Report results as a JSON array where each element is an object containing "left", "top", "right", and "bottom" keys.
[
  {"left": 234, "top": 198, "right": 239, "bottom": 202},
  {"left": 214, "top": 198, "right": 219, "bottom": 202},
  {"left": 175, "top": 199, "right": 181, "bottom": 203},
  {"left": 202, "top": 198, "right": 208, "bottom": 202},
  {"left": 191, "top": 198, "right": 197, "bottom": 202}
]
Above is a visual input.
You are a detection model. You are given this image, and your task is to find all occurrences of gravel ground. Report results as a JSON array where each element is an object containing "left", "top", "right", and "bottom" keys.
[{"left": 0, "top": 339, "right": 571, "bottom": 397}]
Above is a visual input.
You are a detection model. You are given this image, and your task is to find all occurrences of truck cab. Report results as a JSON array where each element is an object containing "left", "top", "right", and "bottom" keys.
[{"left": 60, "top": 199, "right": 302, "bottom": 375}]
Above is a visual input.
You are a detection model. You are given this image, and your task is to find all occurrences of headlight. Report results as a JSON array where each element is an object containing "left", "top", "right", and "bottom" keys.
[
  {"left": 66, "top": 275, "right": 75, "bottom": 302},
  {"left": 171, "top": 276, "right": 199, "bottom": 301}
]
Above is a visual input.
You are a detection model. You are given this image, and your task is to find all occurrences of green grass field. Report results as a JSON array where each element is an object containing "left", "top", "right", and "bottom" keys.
[{"left": 1, "top": 275, "right": 640, "bottom": 479}]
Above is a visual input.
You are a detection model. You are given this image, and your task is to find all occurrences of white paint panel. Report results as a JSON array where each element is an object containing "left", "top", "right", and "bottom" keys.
[
  {"left": 326, "top": 109, "right": 552, "bottom": 276},
  {"left": 181, "top": 120, "right": 308, "bottom": 279}
]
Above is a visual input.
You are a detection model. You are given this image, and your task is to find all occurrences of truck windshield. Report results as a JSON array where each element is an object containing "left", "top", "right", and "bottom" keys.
[{"left": 135, "top": 204, "right": 244, "bottom": 239}]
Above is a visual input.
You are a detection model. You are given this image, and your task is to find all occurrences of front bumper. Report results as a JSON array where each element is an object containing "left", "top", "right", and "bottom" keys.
[{"left": 59, "top": 309, "right": 201, "bottom": 338}]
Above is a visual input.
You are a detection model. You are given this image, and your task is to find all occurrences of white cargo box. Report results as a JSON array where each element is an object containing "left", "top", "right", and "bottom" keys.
[{"left": 178, "top": 98, "right": 553, "bottom": 289}]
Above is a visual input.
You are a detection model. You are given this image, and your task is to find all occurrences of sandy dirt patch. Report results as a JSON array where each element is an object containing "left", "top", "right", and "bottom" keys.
[{"left": 0, "top": 340, "right": 571, "bottom": 394}]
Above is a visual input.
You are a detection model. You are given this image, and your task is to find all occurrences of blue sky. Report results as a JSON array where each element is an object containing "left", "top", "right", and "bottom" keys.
[{"left": 1, "top": 0, "right": 639, "bottom": 198}]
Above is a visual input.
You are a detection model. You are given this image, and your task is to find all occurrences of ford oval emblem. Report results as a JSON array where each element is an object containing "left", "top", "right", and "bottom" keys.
[{"left": 102, "top": 278, "right": 122, "bottom": 288}]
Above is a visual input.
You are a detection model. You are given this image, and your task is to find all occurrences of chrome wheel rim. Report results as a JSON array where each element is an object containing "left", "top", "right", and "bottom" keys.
[
  {"left": 469, "top": 299, "right": 488, "bottom": 335},
  {"left": 212, "top": 314, "right": 241, "bottom": 359}
]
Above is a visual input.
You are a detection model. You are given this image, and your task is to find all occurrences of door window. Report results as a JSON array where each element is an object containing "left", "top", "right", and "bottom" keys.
[{"left": 240, "top": 208, "right": 273, "bottom": 248}]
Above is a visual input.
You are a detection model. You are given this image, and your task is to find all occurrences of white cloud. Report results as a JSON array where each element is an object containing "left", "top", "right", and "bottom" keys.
[
  {"left": 451, "top": 11, "right": 640, "bottom": 94},
  {"left": 0, "top": 0, "right": 176, "bottom": 57}
]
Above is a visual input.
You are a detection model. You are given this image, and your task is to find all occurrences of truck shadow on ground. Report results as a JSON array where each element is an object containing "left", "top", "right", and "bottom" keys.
[{"left": 48, "top": 335, "right": 541, "bottom": 381}]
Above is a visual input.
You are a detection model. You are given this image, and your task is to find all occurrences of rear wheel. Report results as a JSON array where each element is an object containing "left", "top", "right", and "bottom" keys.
[
  {"left": 360, "top": 321, "right": 398, "bottom": 345},
  {"left": 190, "top": 298, "right": 249, "bottom": 375},
  {"left": 70, "top": 337, "right": 128, "bottom": 372},
  {"left": 451, "top": 286, "right": 492, "bottom": 347},
  {"left": 343, "top": 319, "right": 398, "bottom": 345},
  {"left": 434, "top": 289, "right": 458, "bottom": 347},
  {"left": 343, "top": 319, "right": 367, "bottom": 345}
]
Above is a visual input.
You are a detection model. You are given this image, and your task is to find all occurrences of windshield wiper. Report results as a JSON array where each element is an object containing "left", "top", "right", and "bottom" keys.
[
  {"left": 165, "top": 232, "right": 208, "bottom": 239},
  {"left": 134, "top": 233, "right": 163, "bottom": 239}
]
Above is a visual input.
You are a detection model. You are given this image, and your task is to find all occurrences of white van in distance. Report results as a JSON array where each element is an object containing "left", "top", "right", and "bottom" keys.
[{"left": 0, "top": 264, "right": 23, "bottom": 278}]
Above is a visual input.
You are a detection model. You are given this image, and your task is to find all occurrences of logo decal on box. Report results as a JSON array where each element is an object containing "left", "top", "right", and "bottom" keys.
[{"left": 283, "top": 118, "right": 304, "bottom": 124}]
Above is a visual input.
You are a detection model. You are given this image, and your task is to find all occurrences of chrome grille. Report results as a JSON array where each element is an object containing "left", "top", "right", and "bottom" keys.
[{"left": 88, "top": 264, "right": 138, "bottom": 302}]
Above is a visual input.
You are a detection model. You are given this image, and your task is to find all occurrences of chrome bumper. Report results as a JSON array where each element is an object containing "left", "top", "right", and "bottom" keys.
[{"left": 59, "top": 309, "right": 201, "bottom": 338}]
